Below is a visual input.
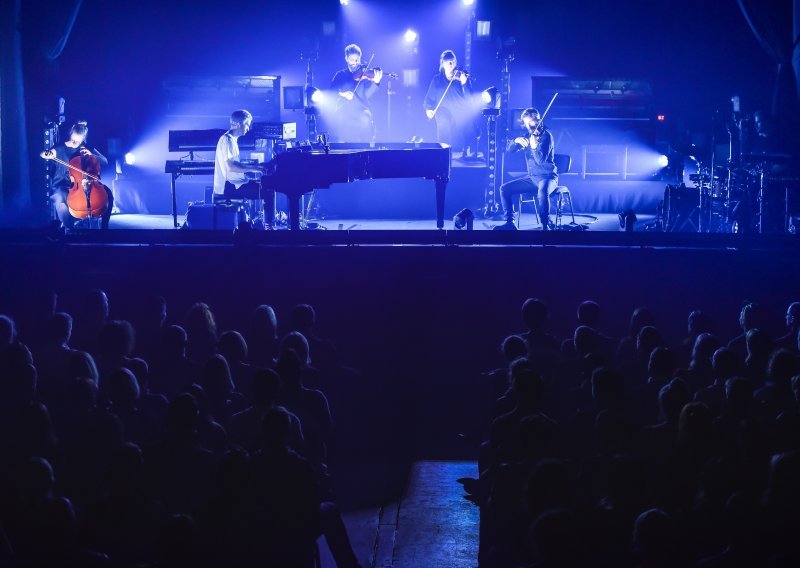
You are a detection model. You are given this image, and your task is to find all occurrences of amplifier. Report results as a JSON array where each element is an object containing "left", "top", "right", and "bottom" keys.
[
  {"left": 185, "top": 202, "right": 248, "bottom": 230},
  {"left": 250, "top": 122, "right": 296, "bottom": 140}
]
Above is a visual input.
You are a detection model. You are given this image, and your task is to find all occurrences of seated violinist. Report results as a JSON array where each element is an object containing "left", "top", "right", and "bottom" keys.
[
  {"left": 40, "top": 120, "right": 114, "bottom": 229},
  {"left": 493, "top": 108, "right": 558, "bottom": 231}
]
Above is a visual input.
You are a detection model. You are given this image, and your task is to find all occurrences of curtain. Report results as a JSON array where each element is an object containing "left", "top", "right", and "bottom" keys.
[
  {"left": 0, "top": 0, "right": 32, "bottom": 219},
  {"left": 795, "top": 0, "right": 800, "bottom": 101},
  {"left": 737, "top": 0, "right": 795, "bottom": 115},
  {"left": 43, "top": 0, "right": 84, "bottom": 61}
]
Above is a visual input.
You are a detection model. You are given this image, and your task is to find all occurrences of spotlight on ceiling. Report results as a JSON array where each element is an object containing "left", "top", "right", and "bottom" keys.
[{"left": 404, "top": 29, "right": 418, "bottom": 44}]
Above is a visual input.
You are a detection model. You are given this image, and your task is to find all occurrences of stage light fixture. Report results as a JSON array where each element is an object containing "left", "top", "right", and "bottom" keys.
[
  {"left": 657, "top": 155, "right": 669, "bottom": 167},
  {"left": 124, "top": 152, "right": 136, "bottom": 165},
  {"left": 283, "top": 86, "right": 304, "bottom": 110},
  {"left": 462, "top": 0, "right": 476, "bottom": 6},
  {"left": 305, "top": 86, "right": 322, "bottom": 107},
  {"left": 453, "top": 208, "right": 474, "bottom": 230},
  {"left": 340, "top": 0, "right": 350, "bottom": 6},
  {"left": 322, "top": 21, "right": 336, "bottom": 36},
  {"left": 404, "top": 29, "right": 418, "bottom": 44},
  {"left": 481, "top": 86, "right": 498, "bottom": 106},
  {"left": 476, "top": 20, "right": 491, "bottom": 37},
  {"left": 402, "top": 69, "right": 419, "bottom": 88},
  {"left": 619, "top": 209, "right": 637, "bottom": 232}
]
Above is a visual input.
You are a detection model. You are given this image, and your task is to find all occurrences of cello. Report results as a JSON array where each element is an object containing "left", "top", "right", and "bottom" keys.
[{"left": 42, "top": 149, "right": 109, "bottom": 219}]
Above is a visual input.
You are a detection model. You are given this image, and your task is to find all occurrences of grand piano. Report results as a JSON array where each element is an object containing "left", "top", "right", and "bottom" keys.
[{"left": 165, "top": 141, "right": 451, "bottom": 230}]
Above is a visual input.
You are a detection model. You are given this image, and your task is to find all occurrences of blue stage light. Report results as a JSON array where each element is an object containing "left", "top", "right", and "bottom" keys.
[
  {"left": 404, "top": 29, "right": 418, "bottom": 44},
  {"left": 657, "top": 155, "right": 669, "bottom": 167},
  {"left": 124, "top": 152, "right": 136, "bottom": 165},
  {"left": 340, "top": 0, "right": 350, "bottom": 6},
  {"left": 481, "top": 87, "right": 498, "bottom": 105},
  {"left": 462, "top": 0, "right": 476, "bottom": 6}
]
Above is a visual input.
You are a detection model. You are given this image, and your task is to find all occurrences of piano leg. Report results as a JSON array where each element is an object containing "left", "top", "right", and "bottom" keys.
[
  {"left": 263, "top": 188, "right": 276, "bottom": 229},
  {"left": 171, "top": 173, "right": 179, "bottom": 228},
  {"left": 435, "top": 177, "right": 447, "bottom": 229},
  {"left": 288, "top": 191, "right": 301, "bottom": 231}
]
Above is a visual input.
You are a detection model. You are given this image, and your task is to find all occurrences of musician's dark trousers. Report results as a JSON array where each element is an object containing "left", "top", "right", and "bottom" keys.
[
  {"left": 499, "top": 175, "right": 558, "bottom": 225},
  {"left": 223, "top": 179, "right": 276, "bottom": 227},
  {"left": 435, "top": 108, "right": 478, "bottom": 155},
  {"left": 335, "top": 108, "right": 375, "bottom": 143},
  {"left": 51, "top": 184, "right": 114, "bottom": 229}
]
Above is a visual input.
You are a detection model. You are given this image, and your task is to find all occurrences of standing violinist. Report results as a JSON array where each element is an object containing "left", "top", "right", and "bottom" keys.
[
  {"left": 494, "top": 108, "right": 558, "bottom": 231},
  {"left": 331, "top": 44, "right": 383, "bottom": 142},
  {"left": 423, "top": 50, "right": 479, "bottom": 159},
  {"left": 40, "top": 120, "right": 113, "bottom": 229}
]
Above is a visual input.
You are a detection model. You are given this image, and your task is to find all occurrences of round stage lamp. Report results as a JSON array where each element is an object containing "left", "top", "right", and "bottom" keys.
[
  {"left": 124, "top": 152, "right": 136, "bottom": 165},
  {"left": 481, "top": 87, "right": 498, "bottom": 106},
  {"left": 404, "top": 29, "right": 418, "bottom": 44},
  {"left": 657, "top": 155, "right": 669, "bottom": 167}
]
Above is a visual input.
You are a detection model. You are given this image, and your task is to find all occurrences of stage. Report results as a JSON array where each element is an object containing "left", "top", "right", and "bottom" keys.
[
  {"left": 107, "top": 212, "right": 637, "bottom": 232},
  {"left": 6, "top": 211, "right": 798, "bottom": 252}
]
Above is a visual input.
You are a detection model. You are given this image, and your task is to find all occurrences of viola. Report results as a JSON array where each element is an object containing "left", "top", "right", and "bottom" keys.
[
  {"left": 451, "top": 68, "right": 470, "bottom": 81},
  {"left": 42, "top": 148, "right": 109, "bottom": 219}
]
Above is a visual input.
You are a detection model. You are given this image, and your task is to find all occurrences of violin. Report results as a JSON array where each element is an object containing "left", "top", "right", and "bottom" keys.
[
  {"left": 527, "top": 92, "right": 560, "bottom": 144},
  {"left": 353, "top": 65, "right": 399, "bottom": 81},
  {"left": 451, "top": 68, "right": 470, "bottom": 81},
  {"left": 529, "top": 122, "right": 545, "bottom": 140},
  {"left": 41, "top": 147, "right": 109, "bottom": 219}
]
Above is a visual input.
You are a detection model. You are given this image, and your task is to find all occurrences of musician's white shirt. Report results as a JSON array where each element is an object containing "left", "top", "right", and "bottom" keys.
[{"left": 213, "top": 132, "right": 247, "bottom": 195}]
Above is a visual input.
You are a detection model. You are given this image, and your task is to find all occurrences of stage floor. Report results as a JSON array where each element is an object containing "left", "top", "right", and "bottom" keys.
[
  {"left": 7, "top": 212, "right": 797, "bottom": 251},
  {"left": 107, "top": 212, "right": 655, "bottom": 232}
]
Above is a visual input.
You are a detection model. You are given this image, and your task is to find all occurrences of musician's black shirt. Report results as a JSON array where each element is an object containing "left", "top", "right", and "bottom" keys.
[
  {"left": 331, "top": 68, "right": 379, "bottom": 111},
  {"left": 507, "top": 128, "right": 558, "bottom": 181},
  {"left": 50, "top": 144, "right": 109, "bottom": 192},
  {"left": 423, "top": 71, "right": 473, "bottom": 114}
]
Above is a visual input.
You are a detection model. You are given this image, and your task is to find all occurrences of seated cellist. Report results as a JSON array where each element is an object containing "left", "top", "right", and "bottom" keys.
[{"left": 40, "top": 120, "right": 114, "bottom": 229}]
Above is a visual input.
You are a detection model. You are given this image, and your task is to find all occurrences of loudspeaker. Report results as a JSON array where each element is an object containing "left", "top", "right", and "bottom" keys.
[{"left": 185, "top": 202, "right": 248, "bottom": 230}]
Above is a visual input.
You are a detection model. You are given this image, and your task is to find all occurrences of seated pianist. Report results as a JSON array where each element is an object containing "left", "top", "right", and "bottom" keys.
[{"left": 213, "top": 109, "right": 276, "bottom": 226}]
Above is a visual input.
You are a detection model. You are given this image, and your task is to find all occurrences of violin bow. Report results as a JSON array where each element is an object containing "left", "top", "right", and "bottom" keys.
[
  {"left": 430, "top": 71, "right": 461, "bottom": 120},
  {"left": 352, "top": 53, "right": 376, "bottom": 97},
  {"left": 532, "top": 92, "right": 559, "bottom": 135},
  {"left": 42, "top": 153, "right": 101, "bottom": 181}
]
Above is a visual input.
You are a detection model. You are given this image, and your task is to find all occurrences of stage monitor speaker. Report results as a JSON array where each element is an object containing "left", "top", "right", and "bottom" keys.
[{"left": 185, "top": 202, "right": 248, "bottom": 230}]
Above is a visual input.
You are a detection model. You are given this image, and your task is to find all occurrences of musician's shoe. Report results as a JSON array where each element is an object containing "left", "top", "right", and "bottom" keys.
[{"left": 492, "top": 220, "right": 517, "bottom": 231}]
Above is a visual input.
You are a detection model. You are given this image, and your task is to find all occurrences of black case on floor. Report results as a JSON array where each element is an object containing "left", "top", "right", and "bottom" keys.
[{"left": 185, "top": 202, "right": 247, "bottom": 230}]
